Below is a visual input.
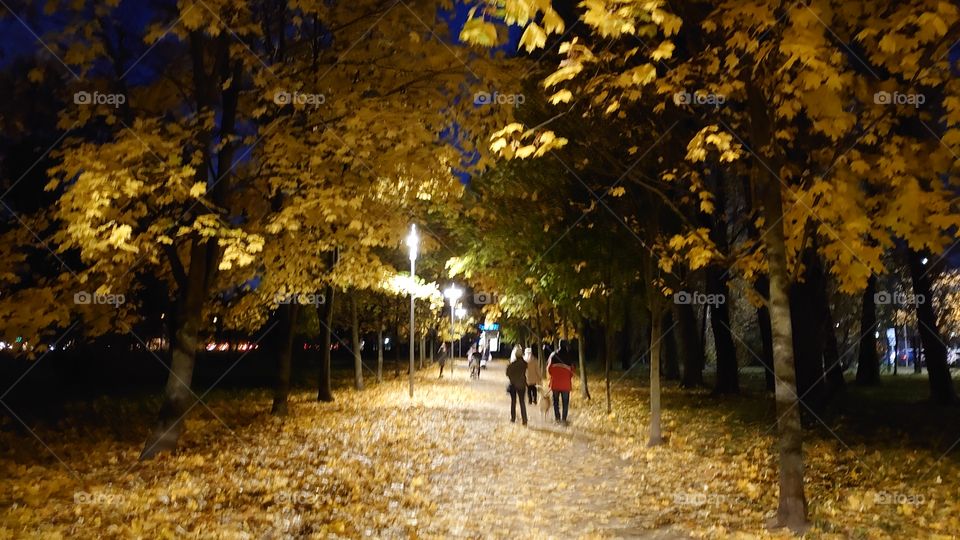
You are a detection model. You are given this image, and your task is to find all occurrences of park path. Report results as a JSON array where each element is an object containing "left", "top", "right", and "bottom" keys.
[{"left": 418, "top": 359, "right": 686, "bottom": 539}]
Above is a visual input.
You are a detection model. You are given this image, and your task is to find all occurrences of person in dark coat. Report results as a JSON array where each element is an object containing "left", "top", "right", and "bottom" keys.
[
  {"left": 437, "top": 343, "right": 448, "bottom": 378},
  {"left": 505, "top": 345, "right": 528, "bottom": 425}
]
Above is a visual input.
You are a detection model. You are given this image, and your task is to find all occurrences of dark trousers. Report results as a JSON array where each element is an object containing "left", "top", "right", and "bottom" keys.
[
  {"left": 509, "top": 385, "right": 528, "bottom": 424},
  {"left": 553, "top": 390, "right": 570, "bottom": 421},
  {"left": 527, "top": 384, "right": 538, "bottom": 404},
  {"left": 438, "top": 360, "right": 445, "bottom": 378}
]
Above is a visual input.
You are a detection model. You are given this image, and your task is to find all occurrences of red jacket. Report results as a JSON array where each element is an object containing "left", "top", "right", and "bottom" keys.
[{"left": 548, "top": 362, "right": 574, "bottom": 392}]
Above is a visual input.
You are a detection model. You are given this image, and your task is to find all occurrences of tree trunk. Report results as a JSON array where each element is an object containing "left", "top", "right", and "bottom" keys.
[
  {"left": 352, "top": 294, "right": 363, "bottom": 390},
  {"left": 377, "top": 327, "right": 384, "bottom": 383},
  {"left": 535, "top": 309, "right": 546, "bottom": 374},
  {"left": 662, "top": 309, "right": 680, "bottom": 380},
  {"left": 676, "top": 302, "right": 704, "bottom": 387},
  {"left": 604, "top": 294, "right": 614, "bottom": 414},
  {"left": 709, "top": 267, "right": 739, "bottom": 394},
  {"left": 893, "top": 327, "right": 900, "bottom": 375},
  {"left": 907, "top": 248, "right": 956, "bottom": 404},
  {"left": 317, "top": 285, "right": 336, "bottom": 402},
  {"left": 648, "top": 308, "right": 663, "bottom": 446},
  {"left": 271, "top": 303, "right": 298, "bottom": 415},
  {"left": 577, "top": 319, "right": 591, "bottom": 400},
  {"left": 419, "top": 333, "right": 426, "bottom": 370},
  {"left": 818, "top": 281, "right": 845, "bottom": 398},
  {"left": 604, "top": 324, "right": 613, "bottom": 414},
  {"left": 790, "top": 248, "right": 827, "bottom": 414},
  {"left": 913, "top": 333, "right": 922, "bottom": 374},
  {"left": 854, "top": 277, "right": 881, "bottom": 384},
  {"left": 140, "top": 239, "right": 208, "bottom": 460},
  {"left": 394, "top": 323, "right": 401, "bottom": 377},
  {"left": 755, "top": 277, "right": 776, "bottom": 392},
  {"left": 747, "top": 78, "right": 807, "bottom": 530},
  {"left": 141, "top": 32, "right": 240, "bottom": 460},
  {"left": 760, "top": 169, "right": 808, "bottom": 531},
  {"left": 702, "top": 169, "right": 738, "bottom": 394}
]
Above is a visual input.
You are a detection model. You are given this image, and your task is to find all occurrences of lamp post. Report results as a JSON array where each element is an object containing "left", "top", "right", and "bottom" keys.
[
  {"left": 406, "top": 225, "right": 419, "bottom": 398},
  {"left": 443, "top": 285, "right": 463, "bottom": 374},
  {"left": 455, "top": 305, "right": 466, "bottom": 357}
]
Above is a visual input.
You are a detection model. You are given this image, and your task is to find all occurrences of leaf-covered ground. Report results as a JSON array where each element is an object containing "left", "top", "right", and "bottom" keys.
[{"left": 1, "top": 361, "right": 959, "bottom": 538}]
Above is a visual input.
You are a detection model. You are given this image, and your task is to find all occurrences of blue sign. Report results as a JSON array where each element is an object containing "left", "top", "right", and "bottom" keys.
[{"left": 479, "top": 323, "right": 500, "bottom": 331}]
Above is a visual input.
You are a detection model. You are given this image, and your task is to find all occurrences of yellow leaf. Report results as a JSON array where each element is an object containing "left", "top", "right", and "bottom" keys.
[{"left": 549, "top": 89, "right": 573, "bottom": 104}]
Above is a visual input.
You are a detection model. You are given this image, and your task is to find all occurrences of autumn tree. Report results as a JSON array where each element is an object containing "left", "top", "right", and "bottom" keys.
[
  {"left": 463, "top": 0, "right": 960, "bottom": 530},
  {"left": 0, "top": 0, "right": 526, "bottom": 457}
]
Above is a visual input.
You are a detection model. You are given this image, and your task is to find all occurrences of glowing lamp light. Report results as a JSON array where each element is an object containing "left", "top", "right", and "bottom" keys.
[
  {"left": 406, "top": 224, "right": 419, "bottom": 262},
  {"left": 444, "top": 285, "right": 463, "bottom": 302}
]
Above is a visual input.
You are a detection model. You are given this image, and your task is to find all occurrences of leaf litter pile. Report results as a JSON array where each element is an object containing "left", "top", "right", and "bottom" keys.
[{"left": 2, "top": 363, "right": 959, "bottom": 539}]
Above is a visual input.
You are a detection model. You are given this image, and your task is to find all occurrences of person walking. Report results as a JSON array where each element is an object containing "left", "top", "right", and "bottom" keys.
[
  {"left": 468, "top": 344, "right": 481, "bottom": 379},
  {"left": 437, "top": 342, "right": 448, "bottom": 378},
  {"left": 547, "top": 341, "right": 575, "bottom": 425},
  {"left": 524, "top": 346, "right": 541, "bottom": 404},
  {"left": 505, "top": 345, "right": 528, "bottom": 425}
]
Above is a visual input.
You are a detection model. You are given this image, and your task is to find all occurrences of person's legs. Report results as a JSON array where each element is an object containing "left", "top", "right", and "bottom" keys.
[
  {"left": 518, "top": 390, "right": 528, "bottom": 425},
  {"left": 509, "top": 386, "right": 518, "bottom": 422},
  {"left": 552, "top": 390, "right": 561, "bottom": 422},
  {"left": 561, "top": 391, "right": 570, "bottom": 423},
  {"left": 527, "top": 384, "right": 536, "bottom": 404}
]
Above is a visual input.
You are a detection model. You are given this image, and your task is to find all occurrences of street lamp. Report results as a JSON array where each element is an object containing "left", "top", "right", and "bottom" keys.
[
  {"left": 443, "top": 284, "right": 463, "bottom": 373},
  {"left": 406, "top": 224, "right": 419, "bottom": 398},
  {"left": 455, "top": 305, "right": 467, "bottom": 357}
]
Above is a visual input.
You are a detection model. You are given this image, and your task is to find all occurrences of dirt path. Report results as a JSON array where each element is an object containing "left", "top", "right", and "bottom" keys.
[{"left": 422, "top": 359, "right": 686, "bottom": 539}]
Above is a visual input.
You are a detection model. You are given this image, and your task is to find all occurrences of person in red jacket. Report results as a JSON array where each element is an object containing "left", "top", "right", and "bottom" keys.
[{"left": 547, "top": 341, "right": 575, "bottom": 425}]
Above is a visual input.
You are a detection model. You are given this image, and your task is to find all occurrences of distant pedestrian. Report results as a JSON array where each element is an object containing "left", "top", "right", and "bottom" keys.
[
  {"left": 505, "top": 345, "right": 528, "bottom": 425},
  {"left": 437, "top": 343, "right": 448, "bottom": 378},
  {"left": 524, "top": 346, "right": 541, "bottom": 404},
  {"left": 468, "top": 344, "right": 481, "bottom": 379},
  {"left": 542, "top": 342, "right": 553, "bottom": 360},
  {"left": 547, "top": 341, "right": 575, "bottom": 425}
]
